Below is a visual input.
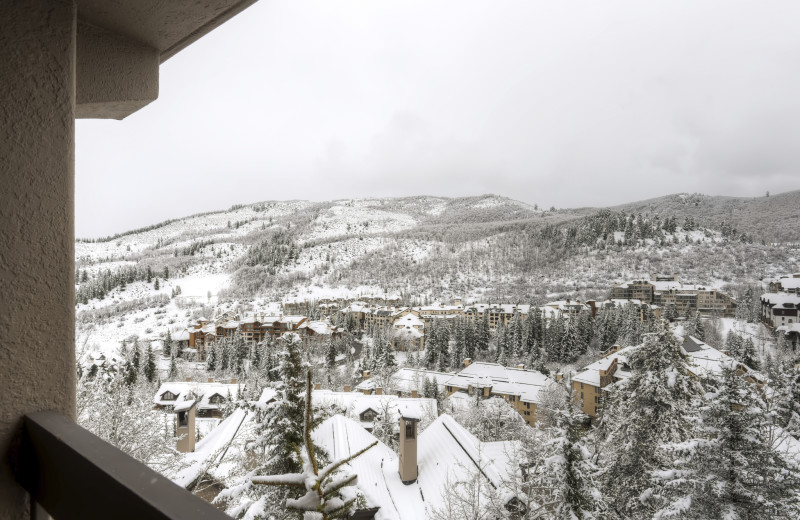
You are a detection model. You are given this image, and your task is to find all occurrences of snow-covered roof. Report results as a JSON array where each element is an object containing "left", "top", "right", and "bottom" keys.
[
  {"left": 173, "top": 329, "right": 191, "bottom": 341},
  {"left": 761, "top": 292, "right": 800, "bottom": 307},
  {"left": 776, "top": 277, "right": 800, "bottom": 290},
  {"left": 544, "top": 300, "right": 591, "bottom": 312},
  {"left": 393, "top": 314, "right": 424, "bottom": 328},
  {"left": 310, "top": 413, "right": 521, "bottom": 520},
  {"left": 571, "top": 345, "right": 639, "bottom": 387},
  {"left": 311, "top": 390, "right": 437, "bottom": 429},
  {"left": 445, "top": 362, "right": 553, "bottom": 403},
  {"left": 153, "top": 381, "right": 241, "bottom": 410},
  {"left": 680, "top": 335, "right": 761, "bottom": 381},
  {"left": 389, "top": 368, "right": 455, "bottom": 394},
  {"left": 304, "top": 320, "right": 335, "bottom": 335},
  {"left": 465, "top": 303, "right": 532, "bottom": 315},
  {"left": 280, "top": 315, "right": 306, "bottom": 325}
]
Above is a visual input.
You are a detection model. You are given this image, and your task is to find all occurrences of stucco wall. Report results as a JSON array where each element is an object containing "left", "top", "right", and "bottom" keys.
[{"left": 0, "top": 1, "right": 77, "bottom": 517}]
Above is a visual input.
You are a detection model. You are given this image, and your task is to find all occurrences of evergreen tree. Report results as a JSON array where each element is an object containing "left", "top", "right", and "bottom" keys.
[
  {"left": 654, "top": 362, "right": 800, "bottom": 519},
  {"left": 143, "top": 343, "right": 156, "bottom": 383},
  {"left": 741, "top": 336, "right": 760, "bottom": 370},
  {"left": 205, "top": 343, "right": 217, "bottom": 372},
  {"left": 164, "top": 329, "right": 173, "bottom": 358},
  {"left": 528, "top": 384, "right": 602, "bottom": 519},
  {"left": 524, "top": 306, "right": 538, "bottom": 355},
  {"left": 437, "top": 321, "right": 451, "bottom": 372},
  {"left": 264, "top": 334, "right": 310, "bottom": 474},
  {"left": 168, "top": 354, "right": 178, "bottom": 379},
  {"left": 325, "top": 336, "right": 337, "bottom": 369},
  {"left": 131, "top": 340, "right": 141, "bottom": 373},
  {"left": 424, "top": 320, "right": 439, "bottom": 369},
  {"left": 123, "top": 361, "right": 137, "bottom": 386},
  {"left": 561, "top": 318, "right": 579, "bottom": 362},
  {"left": 510, "top": 312, "right": 524, "bottom": 360},
  {"left": 464, "top": 317, "right": 477, "bottom": 361},
  {"left": 600, "top": 324, "right": 701, "bottom": 519},
  {"left": 477, "top": 311, "right": 490, "bottom": 355}
]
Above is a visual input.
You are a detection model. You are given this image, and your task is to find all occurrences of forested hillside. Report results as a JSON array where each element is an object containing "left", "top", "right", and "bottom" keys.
[{"left": 75, "top": 192, "right": 799, "bottom": 309}]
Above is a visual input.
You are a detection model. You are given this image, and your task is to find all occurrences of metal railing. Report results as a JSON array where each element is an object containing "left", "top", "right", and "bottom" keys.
[{"left": 14, "top": 411, "right": 231, "bottom": 520}]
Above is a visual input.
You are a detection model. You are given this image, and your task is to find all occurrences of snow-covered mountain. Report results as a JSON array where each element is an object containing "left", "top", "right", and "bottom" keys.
[{"left": 74, "top": 192, "right": 799, "bottom": 356}]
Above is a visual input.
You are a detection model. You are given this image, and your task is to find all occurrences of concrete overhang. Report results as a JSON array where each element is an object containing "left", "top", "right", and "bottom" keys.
[{"left": 75, "top": 0, "right": 258, "bottom": 119}]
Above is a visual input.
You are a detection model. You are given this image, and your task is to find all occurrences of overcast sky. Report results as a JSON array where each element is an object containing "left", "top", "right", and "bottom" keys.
[{"left": 76, "top": 0, "right": 800, "bottom": 238}]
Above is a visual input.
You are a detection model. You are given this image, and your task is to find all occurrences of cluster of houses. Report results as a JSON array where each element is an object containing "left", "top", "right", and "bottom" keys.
[
  {"left": 762, "top": 273, "right": 800, "bottom": 350},
  {"left": 611, "top": 274, "right": 738, "bottom": 317},
  {"left": 572, "top": 334, "right": 764, "bottom": 419},
  {"left": 170, "top": 297, "right": 624, "bottom": 362},
  {"left": 152, "top": 331, "right": 767, "bottom": 518}
]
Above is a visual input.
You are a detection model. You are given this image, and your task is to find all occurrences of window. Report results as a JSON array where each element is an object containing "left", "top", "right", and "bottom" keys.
[
  {"left": 178, "top": 411, "right": 188, "bottom": 427},
  {"left": 594, "top": 396, "right": 600, "bottom": 404},
  {"left": 161, "top": 391, "right": 176, "bottom": 401},
  {"left": 405, "top": 421, "right": 415, "bottom": 439},
  {"left": 580, "top": 383, "right": 584, "bottom": 389}
]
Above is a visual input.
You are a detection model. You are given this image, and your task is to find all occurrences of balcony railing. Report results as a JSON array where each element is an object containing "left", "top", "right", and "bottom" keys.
[{"left": 14, "top": 411, "right": 231, "bottom": 520}]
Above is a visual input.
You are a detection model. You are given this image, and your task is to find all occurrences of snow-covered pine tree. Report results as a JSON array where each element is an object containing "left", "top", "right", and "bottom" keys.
[
  {"left": 510, "top": 312, "right": 524, "bottom": 361},
  {"left": 478, "top": 311, "right": 490, "bottom": 355},
  {"left": 653, "top": 361, "right": 800, "bottom": 519},
  {"left": 168, "top": 353, "right": 178, "bottom": 379},
  {"left": 424, "top": 320, "right": 439, "bottom": 369},
  {"left": 725, "top": 330, "right": 743, "bottom": 360},
  {"left": 252, "top": 371, "right": 375, "bottom": 520},
  {"left": 526, "top": 383, "right": 602, "bottom": 519},
  {"left": 561, "top": 318, "right": 579, "bottom": 363},
  {"left": 600, "top": 324, "right": 701, "bottom": 519},
  {"left": 464, "top": 317, "right": 477, "bottom": 361},
  {"left": 164, "top": 329, "right": 173, "bottom": 358},
  {"left": 741, "top": 336, "right": 760, "bottom": 370},
  {"left": 437, "top": 321, "right": 451, "bottom": 371},
  {"left": 262, "top": 333, "right": 309, "bottom": 474},
  {"left": 205, "top": 343, "right": 217, "bottom": 372},
  {"left": 325, "top": 335, "right": 337, "bottom": 370},
  {"left": 143, "top": 343, "right": 156, "bottom": 383},
  {"left": 132, "top": 339, "right": 141, "bottom": 373}
]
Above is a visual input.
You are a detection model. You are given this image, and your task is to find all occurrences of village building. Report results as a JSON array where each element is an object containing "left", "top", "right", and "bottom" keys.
[
  {"left": 153, "top": 381, "right": 242, "bottom": 419},
  {"left": 767, "top": 273, "right": 800, "bottom": 294},
  {"left": 612, "top": 274, "right": 737, "bottom": 316},
  {"left": 443, "top": 360, "right": 554, "bottom": 426},
  {"left": 391, "top": 313, "right": 426, "bottom": 351},
  {"left": 572, "top": 335, "right": 763, "bottom": 420},
  {"left": 311, "top": 389, "right": 437, "bottom": 432},
  {"left": 760, "top": 292, "right": 800, "bottom": 329},
  {"left": 365, "top": 306, "right": 418, "bottom": 330},
  {"left": 464, "top": 303, "right": 533, "bottom": 328}
]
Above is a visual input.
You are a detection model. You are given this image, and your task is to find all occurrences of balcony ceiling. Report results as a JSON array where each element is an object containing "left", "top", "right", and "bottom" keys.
[{"left": 76, "top": 0, "right": 258, "bottom": 62}]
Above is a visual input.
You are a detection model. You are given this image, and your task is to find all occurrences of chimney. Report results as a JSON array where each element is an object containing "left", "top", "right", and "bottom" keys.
[
  {"left": 517, "top": 364, "right": 524, "bottom": 370},
  {"left": 363, "top": 370, "right": 371, "bottom": 380},
  {"left": 231, "top": 378, "right": 237, "bottom": 384},
  {"left": 398, "top": 405, "right": 420, "bottom": 483},
  {"left": 464, "top": 358, "right": 472, "bottom": 367},
  {"left": 185, "top": 377, "right": 191, "bottom": 382},
  {"left": 314, "top": 383, "right": 322, "bottom": 390},
  {"left": 344, "top": 385, "right": 351, "bottom": 392},
  {"left": 376, "top": 387, "right": 383, "bottom": 395},
  {"left": 208, "top": 377, "right": 214, "bottom": 383},
  {"left": 175, "top": 402, "right": 197, "bottom": 453},
  {"left": 411, "top": 389, "right": 419, "bottom": 398}
]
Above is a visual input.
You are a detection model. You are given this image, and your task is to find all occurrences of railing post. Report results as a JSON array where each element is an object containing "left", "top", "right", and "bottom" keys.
[{"left": 31, "top": 502, "right": 53, "bottom": 520}]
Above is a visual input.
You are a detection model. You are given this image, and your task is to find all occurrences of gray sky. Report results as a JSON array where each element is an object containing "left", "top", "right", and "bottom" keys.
[{"left": 76, "top": 0, "right": 800, "bottom": 238}]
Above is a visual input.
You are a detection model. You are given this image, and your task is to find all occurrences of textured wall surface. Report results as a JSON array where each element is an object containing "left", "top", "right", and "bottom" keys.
[
  {"left": 76, "top": 20, "right": 159, "bottom": 119},
  {"left": 0, "top": 1, "right": 77, "bottom": 517}
]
